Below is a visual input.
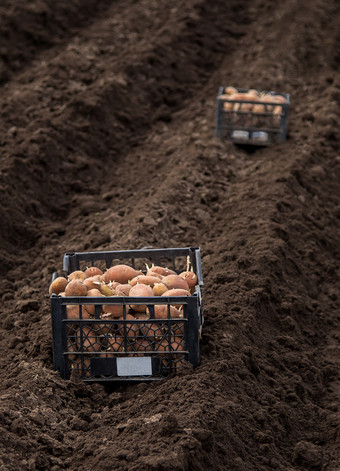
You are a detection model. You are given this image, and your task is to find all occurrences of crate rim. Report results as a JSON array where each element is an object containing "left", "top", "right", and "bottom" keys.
[
  {"left": 217, "top": 86, "right": 290, "bottom": 104},
  {"left": 50, "top": 293, "right": 199, "bottom": 302},
  {"left": 60, "top": 246, "right": 204, "bottom": 288},
  {"left": 63, "top": 246, "right": 200, "bottom": 258}
]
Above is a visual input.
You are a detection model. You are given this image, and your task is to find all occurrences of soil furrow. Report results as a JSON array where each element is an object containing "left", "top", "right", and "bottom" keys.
[
  {"left": 0, "top": 0, "right": 339, "bottom": 469},
  {"left": 0, "top": 0, "right": 115, "bottom": 84},
  {"left": 0, "top": 0, "right": 252, "bottom": 275}
]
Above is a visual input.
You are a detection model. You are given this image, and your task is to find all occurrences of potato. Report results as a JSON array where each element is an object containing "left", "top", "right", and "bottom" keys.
[
  {"left": 65, "top": 280, "right": 87, "bottom": 297},
  {"left": 153, "top": 282, "right": 168, "bottom": 296},
  {"left": 103, "top": 264, "right": 139, "bottom": 284},
  {"left": 117, "top": 314, "right": 139, "bottom": 339},
  {"left": 273, "top": 104, "right": 283, "bottom": 127},
  {"left": 170, "top": 336, "right": 184, "bottom": 360},
  {"left": 99, "top": 351, "right": 116, "bottom": 358},
  {"left": 273, "top": 105, "right": 283, "bottom": 114},
  {"left": 225, "top": 92, "right": 250, "bottom": 112},
  {"left": 97, "top": 312, "right": 117, "bottom": 335},
  {"left": 149, "top": 305, "right": 182, "bottom": 319},
  {"left": 224, "top": 86, "right": 238, "bottom": 95},
  {"left": 68, "top": 270, "right": 86, "bottom": 282},
  {"left": 107, "top": 335, "right": 124, "bottom": 352},
  {"left": 219, "top": 93, "right": 231, "bottom": 100},
  {"left": 84, "top": 288, "right": 104, "bottom": 315},
  {"left": 145, "top": 271, "right": 163, "bottom": 280},
  {"left": 272, "top": 94, "right": 287, "bottom": 104},
  {"left": 84, "top": 266, "right": 103, "bottom": 278},
  {"left": 102, "top": 301, "right": 125, "bottom": 318},
  {"left": 100, "top": 283, "right": 116, "bottom": 296},
  {"left": 130, "top": 275, "right": 161, "bottom": 288},
  {"left": 66, "top": 342, "right": 78, "bottom": 361},
  {"left": 220, "top": 87, "right": 239, "bottom": 110},
  {"left": 238, "top": 93, "right": 256, "bottom": 111},
  {"left": 223, "top": 99, "right": 235, "bottom": 111},
  {"left": 261, "top": 94, "right": 276, "bottom": 112},
  {"left": 253, "top": 104, "right": 265, "bottom": 114},
  {"left": 155, "top": 337, "right": 183, "bottom": 364},
  {"left": 155, "top": 338, "right": 169, "bottom": 353},
  {"left": 132, "top": 312, "right": 148, "bottom": 323},
  {"left": 133, "top": 338, "right": 153, "bottom": 353},
  {"left": 129, "top": 284, "right": 154, "bottom": 312},
  {"left": 146, "top": 266, "right": 176, "bottom": 277},
  {"left": 84, "top": 275, "right": 102, "bottom": 291},
  {"left": 138, "top": 315, "right": 164, "bottom": 339},
  {"left": 49, "top": 276, "right": 68, "bottom": 295},
  {"left": 162, "top": 288, "right": 190, "bottom": 309},
  {"left": 82, "top": 357, "right": 95, "bottom": 378},
  {"left": 115, "top": 284, "right": 132, "bottom": 296},
  {"left": 132, "top": 312, "right": 147, "bottom": 319},
  {"left": 129, "top": 284, "right": 154, "bottom": 296},
  {"left": 179, "top": 271, "right": 198, "bottom": 293},
  {"left": 171, "top": 322, "right": 185, "bottom": 337},
  {"left": 76, "top": 326, "right": 101, "bottom": 352},
  {"left": 162, "top": 274, "right": 190, "bottom": 292},
  {"left": 162, "top": 288, "right": 191, "bottom": 297},
  {"left": 146, "top": 326, "right": 164, "bottom": 339},
  {"left": 66, "top": 305, "right": 91, "bottom": 320}
]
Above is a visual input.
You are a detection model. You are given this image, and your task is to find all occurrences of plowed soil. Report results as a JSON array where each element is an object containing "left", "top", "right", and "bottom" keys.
[{"left": 0, "top": 0, "right": 339, "bottom": 470}]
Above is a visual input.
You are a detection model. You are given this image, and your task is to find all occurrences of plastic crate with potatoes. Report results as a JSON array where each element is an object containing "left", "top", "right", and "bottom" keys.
[
  {"left": 49, "top": 247, "right": 203, "bottom": 382},
  {"left": 215, "top": 86, "right": 290, "bottom": 145}
]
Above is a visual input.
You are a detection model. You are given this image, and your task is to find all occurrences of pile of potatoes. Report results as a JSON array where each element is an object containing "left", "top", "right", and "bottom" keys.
[
  {"left": 220, "top": 86, "right": 288, "bottom": 127},
  {"left": 49, "top": 263, "right": 198, "bottom": 373}
]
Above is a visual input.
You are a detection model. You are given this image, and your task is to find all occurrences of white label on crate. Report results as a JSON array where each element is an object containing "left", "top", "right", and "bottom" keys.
[
  {"left": 252, "top": 131, "right": 268, "bottom": 142},
  {"left": 116, "top": 357, "right": 152, "bottom": 376},
  {"left": 231, "top": 130, "right": 249, "bottom": 140}
]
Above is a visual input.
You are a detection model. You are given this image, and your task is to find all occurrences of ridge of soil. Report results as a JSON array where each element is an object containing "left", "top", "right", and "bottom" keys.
[{"left": 0, "top": 0, "right": 339, "bottom": 470}]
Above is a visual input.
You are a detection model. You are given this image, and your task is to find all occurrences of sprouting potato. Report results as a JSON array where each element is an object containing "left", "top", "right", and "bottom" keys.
[
  {"left": 162, "top": 274, "right": 190, "bottom": 292},
  {"left": 83, "top": 275, "right": 102, "bottom": 291},
  {"left": 68, "top": 270, "right": 86, "bottom": 282},
  {"left": 130, "top": 275, "right": 161, "bottom": 288},
  {"left": 103, "top": 264, "right": 140, "bottom": 284},
  {"left": 146, "top": 266, "right": 176, "bottom": 277},
  {"left": 84, "top": 266, "right": 103, "bottom": 278}
]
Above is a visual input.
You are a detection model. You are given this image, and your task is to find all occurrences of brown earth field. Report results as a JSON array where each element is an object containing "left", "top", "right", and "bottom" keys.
[{"left": 0, "top": 0, "right": 339, "bottom": 469}]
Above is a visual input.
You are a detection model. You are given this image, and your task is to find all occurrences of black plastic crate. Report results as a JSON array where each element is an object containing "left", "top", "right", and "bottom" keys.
[
  {"left": 50, "top": 247, "right": 203, "bottom": 382},
  {"left": 215, "top": 87, "right": 290, "bottom": 146}
]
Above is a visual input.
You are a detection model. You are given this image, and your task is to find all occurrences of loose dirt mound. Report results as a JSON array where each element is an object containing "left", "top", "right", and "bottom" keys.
[{"left": 0, "top": 0, "right": 339, "bottom": 470}]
